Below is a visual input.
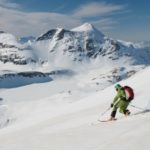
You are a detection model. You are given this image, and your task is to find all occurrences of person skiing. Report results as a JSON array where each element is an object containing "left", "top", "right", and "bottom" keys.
[{"left": 110, "top": 84, "right": 131, "bottom": 120}]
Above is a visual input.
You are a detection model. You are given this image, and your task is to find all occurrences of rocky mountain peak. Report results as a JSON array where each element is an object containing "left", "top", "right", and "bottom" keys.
[
  {"left": 31, "top": 23, "right": 150, "bottom": 65},
  {"left": 1, "top": 23, "right": 150, "bottom": 67}
]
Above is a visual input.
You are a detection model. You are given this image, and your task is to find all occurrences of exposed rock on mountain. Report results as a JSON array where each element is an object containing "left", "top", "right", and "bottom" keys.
[
  {"left": 33, "top": 23, "right": 150, "bottom": 65},
  {"left": 0, "top": 32, "right": 36, "bottom": 65}
]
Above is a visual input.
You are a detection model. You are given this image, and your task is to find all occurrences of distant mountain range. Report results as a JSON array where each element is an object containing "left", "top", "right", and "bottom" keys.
[
  {"left": 0, "top": 23, "right": 150, "bottom": 88},
  {"left": 1, "top": 23, "right": 150, "bottom": 67}
]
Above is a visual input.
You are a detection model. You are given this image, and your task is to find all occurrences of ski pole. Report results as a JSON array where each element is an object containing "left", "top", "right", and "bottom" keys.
[
  {"left": 130, "top": 104, "right": 146, "bottom": 111},
  {"left": 100, "top": 100, "right": 118, "bottom": 116},
  {"left": 100, "top": 107, "right": 111, "bottom": 116}
]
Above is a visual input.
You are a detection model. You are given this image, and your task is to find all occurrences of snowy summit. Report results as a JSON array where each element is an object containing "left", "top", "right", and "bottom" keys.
[{"left": 72, "top": 23, "right": 101, "bottom": 33}]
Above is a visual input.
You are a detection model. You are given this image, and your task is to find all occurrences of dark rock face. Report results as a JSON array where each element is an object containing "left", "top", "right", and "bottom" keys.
[
  {"left": 36, "top": 29, "right": 57, "bottom": 41},
  {"left": 0, "top": 41, "right": 36, "bottom": 65},
  {"left": 0, "top": 71, "right": 53, "bottom": 88},
  {"left": 0, "top": 31, "right": 5, "bottom": 34},
  {"left": 56, "top": 29, "right": 74, "bottom": 41},
  {"left": 0, "top": 69, "right": 74, "bottom": 88},
  {"left": 0, "top": 43, "right": 19, "bottom": 49},
  {"left": 0, "top": 50, "right": 36, "bottom": 65},
  {"left": 37, "top": 29, "right": 75, "bottom": 41}
]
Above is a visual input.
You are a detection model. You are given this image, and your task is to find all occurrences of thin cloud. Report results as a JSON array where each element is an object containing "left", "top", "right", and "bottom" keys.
[
  {"left": 72, "top": 2, "right": 126, "bottom": 18},
  {"left": 0, "top": 1, "right": 126, "bottom": 38},
  {"left": 0, "top": 7, "right": 81, "bottom": 37},
  {"left": 91, "top": 19, "right": 118, "bottom": 31},
  {"left": 0, "top": 0, "right": 20, "bottom": 9}
]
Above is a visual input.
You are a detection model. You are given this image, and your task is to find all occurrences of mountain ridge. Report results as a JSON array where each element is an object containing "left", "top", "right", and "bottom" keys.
[
  {"left": 0, "top": 23, "right": 150, "bottom": 69},
  {"left": 33, "top": 23, "right": 150, "bottom": 66}
]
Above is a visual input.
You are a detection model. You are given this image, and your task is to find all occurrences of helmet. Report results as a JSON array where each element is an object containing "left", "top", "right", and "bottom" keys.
[{"left": 115, "top": 84, "right": 121, "bottom": 89}]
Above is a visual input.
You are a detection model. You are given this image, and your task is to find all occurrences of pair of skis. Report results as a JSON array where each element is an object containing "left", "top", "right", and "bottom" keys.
[
  {"left": 95, "top": 104, "right": 150, "bottom": 124},
  {"left": 98, "top": 118, "right": 117, "bottom": 122},
  {"left": 93, "top": 109, "right": 150, "bottom": 124},
  {"left": 91, "top": 118, "right": 117, "bottom": 125}
]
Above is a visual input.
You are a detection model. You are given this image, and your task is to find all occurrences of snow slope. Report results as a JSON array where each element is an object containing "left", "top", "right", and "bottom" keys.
[
  {"left": 0, "top": 23, "right": 150, "bottom": 150},
  {"left": 0, "top": 66, "right": 150, "bottom": 150}
]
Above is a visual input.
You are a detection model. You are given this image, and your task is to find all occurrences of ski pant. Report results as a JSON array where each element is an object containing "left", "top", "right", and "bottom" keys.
[{"left": 111, "top": 99, "right": 130, "bottom": 118}]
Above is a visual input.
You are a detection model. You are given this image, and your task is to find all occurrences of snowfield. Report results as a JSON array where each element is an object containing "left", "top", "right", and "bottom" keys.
[
  {"left": 0, "top": 66, "right": 150, "bottom": 150},
  {"left": 0, "top": 23, "right": 150, "bottom": 150}
]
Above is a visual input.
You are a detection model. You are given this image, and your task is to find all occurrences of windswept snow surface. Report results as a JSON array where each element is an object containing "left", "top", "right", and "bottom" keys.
[
  {"left": 0, "top": 23, "right": 150, "bottom": 150},
  {"left": 0, "top": 66, "right": 150, "bottom": 150}
]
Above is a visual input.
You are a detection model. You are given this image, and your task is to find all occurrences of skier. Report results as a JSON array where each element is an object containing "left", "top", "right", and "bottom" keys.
[{"left": 110, "top": 84, "right": 131, "bottom": 120}]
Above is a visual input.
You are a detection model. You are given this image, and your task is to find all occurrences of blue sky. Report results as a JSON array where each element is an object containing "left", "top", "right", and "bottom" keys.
[{"left": 0, "top": 0, "right": 149, "bottom": 41}]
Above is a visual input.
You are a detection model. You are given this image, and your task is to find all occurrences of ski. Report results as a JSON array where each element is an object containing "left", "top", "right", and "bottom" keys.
[
  {"left": 91, "top": 118, "right": 117, "bottom": 125},
  {"left": 98, "top": 118, "right": 117, "bottom": 122}
]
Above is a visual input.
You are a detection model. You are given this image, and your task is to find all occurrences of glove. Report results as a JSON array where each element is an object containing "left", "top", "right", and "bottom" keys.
[{"left": 110, "top": 103, "right": 114, "bottom": 108}]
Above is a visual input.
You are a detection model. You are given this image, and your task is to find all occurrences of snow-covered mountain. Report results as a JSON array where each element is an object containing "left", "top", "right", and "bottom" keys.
[
  {"left": 0, "top": 23, "right": 150, "bottom": 68},
  {"left": 0, "top": 31, "right": 36, "bottom": 65},
  {"left": 0, "top": 23, "right": 150, "bottom": 90},
  {"left": 32, "top": 23, "right": 150, "bottom": 66}
]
